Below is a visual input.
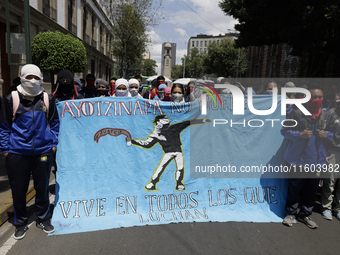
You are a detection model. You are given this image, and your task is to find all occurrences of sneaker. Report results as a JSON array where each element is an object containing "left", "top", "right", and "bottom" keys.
[
  {"left": 36, "top": 220, "right": 55, "bottom": 234},
  {"left": 322, "top": 210, "right": 333, "bottom": 220},
  {"left": 297, "top": 216, "right": 318, "bottom": 229},
  {"left": 145, "top": 182, "right": 157, "bottom": 191},
  {"left": 13, "top": 225, "right": 28, "bottom": 240},
  {"left": 175, "top": 181, "right": 186, "bottom": 191},
  {"left": 335, "top": 212, "right": 340, "bottom": 221},
  {"left": 282, "top": 215, "right": 295, "bottom": 227}
]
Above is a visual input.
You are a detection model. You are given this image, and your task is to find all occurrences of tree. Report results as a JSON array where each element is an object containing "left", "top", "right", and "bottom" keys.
[
  {"left": 182, "top": 48, "right": 205, "bottom": 78},
  {"left": 203, "top": 39, "right": 247, "bottom": 78},
  {"left": 141, "top": 59, "right": 157, "bottom": 76},
  {"left": 219, "top": 0, "right": 340, "bottom": 77},
  {"left": 31, "top": 31, "right": 87, "bottom": 90},
  {"left": 171, "top": 64, "right": 184, "bottom": 80},
  {"left": 105, "top": 0, "right": 163, "bottom": 77}
]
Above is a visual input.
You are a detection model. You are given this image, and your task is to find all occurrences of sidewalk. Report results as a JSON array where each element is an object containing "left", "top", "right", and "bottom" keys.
[{"left": 0, "top": 154, "right": 35, "bottom": 226}]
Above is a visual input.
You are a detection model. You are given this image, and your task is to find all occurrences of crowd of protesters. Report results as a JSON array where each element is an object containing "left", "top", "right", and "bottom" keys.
[{"left": 0, "top": 64, "right": 340, "bottom": 240}]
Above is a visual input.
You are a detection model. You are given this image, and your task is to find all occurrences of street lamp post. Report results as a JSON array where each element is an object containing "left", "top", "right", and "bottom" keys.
[{"left": 183, "top": 41, "right": 186, "bottom": 78}]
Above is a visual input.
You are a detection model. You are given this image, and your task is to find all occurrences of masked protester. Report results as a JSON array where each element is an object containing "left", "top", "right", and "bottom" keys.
[
  {"left": 112, "top": 78, "right": 131, "bottom": 97},
  {"left": 0, "top": 64, "right": 59, "bottom": 239},
  {"left": 54, "top": 70, "right": 83, "bottom": 101},
  {"left": 150, "top": 76, "right": 165, "bottom": 99},
  {"left": 109, "top": 77, "right": 117, "bottom": 96},
  {"left": 281, "top": 84, "right": 337, "bottom": 229},
  {"left": 83, "top": 73, "right": 97, "bottom": 98},
  {"left": 128, "top": 79, "right": 142, "bottom": 98},
  {"left": 185, "top": 81, "right": 195, "bottom": 102},
  {"left": 320, "top": 97, "right": 340, "bottom": 221},
  {"left": 74, "top": 78, "right": 85, "bottom": 98},
  {"left": 96, "top": 80, "right": 110, "bottom": 97},
  {"left": 171, "top": 84, "right": 185, "bottom": 103},
  {"left": 153, "top": 84, "right": 167, "bottom": 101},
  {"left": 163, "top": 87, "right": 172, "bottom": 101}
]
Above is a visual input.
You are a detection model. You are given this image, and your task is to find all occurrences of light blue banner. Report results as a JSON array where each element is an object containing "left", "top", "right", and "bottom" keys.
[{"left": 52, "top": 96, "right": 287, "bottom": 235}]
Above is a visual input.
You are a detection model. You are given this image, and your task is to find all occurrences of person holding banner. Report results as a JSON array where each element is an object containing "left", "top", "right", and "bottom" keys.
[
  {"left": 0, "top": 64, "right": 59, "bottom": 239},
  {"left": 128, "top": 79, "right": 142, "bottom": 98},
  {"left": 53, "top": 70, "right": 83, "bottom": 101},
  {"left": 112, "top": 78, "right": 131, "bottom": 97},
  {"left": 96, "top": 80, "right": 110, "bottom": 97},
  {"left": 281, "top": 84, "right": 336, "bottom": 229},
  {"left": 321, "top": 99, "right": 340, "bottom": 220}
]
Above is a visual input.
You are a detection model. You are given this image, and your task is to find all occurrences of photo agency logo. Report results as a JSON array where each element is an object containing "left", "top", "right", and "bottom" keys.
[{"left": 198, "top": 83, "right": 312, "bottom": 128}]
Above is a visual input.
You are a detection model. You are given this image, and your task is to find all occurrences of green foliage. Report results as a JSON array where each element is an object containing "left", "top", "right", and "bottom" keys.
[
  {"left": 141, "top": 59, "right": 157, "bottom": 76},
  {"left": 171, "top": 64, "right": 184, "bottom": 80},
  {"left": 219, "top": 0, "right": 340, "bottom": 57},
  {"left": 106, "top": 0, "right": 163, "bottom": 77},
  {"left": 182, "top": 47, "right": 205, "bottom": 78},
  {"left": 31, "top": 31, "right": 87, "bottom": 74},
  {"left": 203, "top": 39, "right": 247, "bottom": 78}
]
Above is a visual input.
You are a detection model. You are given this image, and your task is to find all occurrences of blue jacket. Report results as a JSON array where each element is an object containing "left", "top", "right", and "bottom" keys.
[
  {"left": 0, "top": 92, "right": 59, "bottom": 155},
  {"left": 281, "top": 107, "right": 336, "bottom": 167}
]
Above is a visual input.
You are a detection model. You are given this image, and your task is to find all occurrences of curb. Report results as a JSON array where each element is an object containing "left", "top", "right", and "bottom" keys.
[{"left": 0, "top": 183, "right": 36, "bottom": 226}]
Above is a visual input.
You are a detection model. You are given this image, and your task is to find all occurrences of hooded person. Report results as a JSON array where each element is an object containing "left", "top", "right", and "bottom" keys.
[
  {"left": 153, "top": 84, "right": 167, "bottom": 101},
  {"left": 17, "top": 64, "right": 44, "bottom": 99},
  {"left": 74, "top": 78, "right": 85, "bottom": 98},
  {"left": 112, "top": 78, "right": 131, "bottom": 97},
  {"left": 163, "top": 87, "right": 172, "bottom": 102},
  {"left": 0, "top": 64, "right": 59, "bottom": 239},
  {"left": 83, "top": 73, "right": 97, "bottom": 98},
  {"left": 96, "top": 80, "right": 110, "bottom": 97},
  {"left": 54, "top": 70, "right": 83, "bottom": 101},
  {"left": 186, "top": 79, "right": 204, "bottom": 102},
  {"left": 128, "top": 78, "right": 142, "bottom": 97}
]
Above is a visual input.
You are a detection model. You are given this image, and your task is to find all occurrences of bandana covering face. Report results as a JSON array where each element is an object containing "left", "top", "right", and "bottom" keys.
[
  {"left": 87, "top": 80, "right": 95, "bottom": 89},
  {"left": 17, "top": 64, "right": 44, "bottom": 97},
  {"left": 172, "top": 93, "right": 184, "bottom": 102},
  {"left": 163, "top": 87, "right": 172, "bottom": 101},
  {"left": 306, "top": 98, "right": 323, "bottom": 120},
  {"left": 115, "top": 89, "right": 129, "bottom": 97}
]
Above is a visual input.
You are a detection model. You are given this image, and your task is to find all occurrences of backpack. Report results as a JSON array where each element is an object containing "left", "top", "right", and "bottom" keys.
[{"left": 11, "top": 91, "right": 49, "bottom": 122}]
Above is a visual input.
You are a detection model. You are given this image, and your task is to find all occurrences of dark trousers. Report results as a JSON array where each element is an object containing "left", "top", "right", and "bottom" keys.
[
  {"left": 285, "top": 178, "right": 320, "bottom": 217},
  {"left": 6, "top": 151, "right": 53, "bottom": 226}
]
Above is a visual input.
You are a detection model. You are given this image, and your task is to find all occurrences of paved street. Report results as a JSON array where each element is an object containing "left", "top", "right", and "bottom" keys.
[{"left": 0, "top": 189, "right": 339, "bottom": 255}]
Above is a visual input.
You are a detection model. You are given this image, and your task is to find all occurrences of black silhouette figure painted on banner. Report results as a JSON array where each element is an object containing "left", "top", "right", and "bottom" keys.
[{"left": 131, "top": 114, "right": 211, "bottom": 191}]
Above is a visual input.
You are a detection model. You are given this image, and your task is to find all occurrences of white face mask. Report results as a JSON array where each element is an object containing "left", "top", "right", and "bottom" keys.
[
  {"left": 171, "top": 93, "right": 184, "bottom": 102},
  {"left": 18, "top": 77, "right": 43, "bottom": 97},
  {"left": 158, "top": 91, "right": 165, "bottom": 100},
  {"left": 129, "top": 88, "right": 139, "bottom": 97},
  {"left": 115, "top": 89, "right": 129, "bottom": 97}
]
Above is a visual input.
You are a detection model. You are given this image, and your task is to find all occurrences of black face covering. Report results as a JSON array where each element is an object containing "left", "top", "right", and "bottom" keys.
[
  {"left": 57, "top": 70, "right": 74, "bottom": 94},
  {"left": 97, "top": 89, "right": 109, "bottom": 96}
]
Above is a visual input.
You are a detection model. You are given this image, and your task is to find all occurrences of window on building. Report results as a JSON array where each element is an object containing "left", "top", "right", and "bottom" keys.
[
  {"left": 209, "top": 40, "right": 211, "bottom": 45},
  {"left": 68, "top": 0, "right": 74, "bottom": 33},
  {"left": 204, "top": 48, "right": 207, "bottom": 53},
  {"left": 200, "top": 41, "right": 203, "bottom": 47},
  {"left": 205, "top": 41, "right": 207, "bottom": 47},
  {"left": 192, "top": 41, "right": 194, "bottom": 47},
  {"left": 200, "top": 48, "right": 202, "bottom": 53},
  {"left": 83, "top": 6, "right": 87, "bottom": 40},
  {"left": 196, "top": 41, "right": 199, "bottom": 47}
]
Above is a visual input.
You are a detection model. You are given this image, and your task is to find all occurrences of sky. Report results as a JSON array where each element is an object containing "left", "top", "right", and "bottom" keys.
[{"left": 146, "top": 0, "right": 238, "bottom": 75}]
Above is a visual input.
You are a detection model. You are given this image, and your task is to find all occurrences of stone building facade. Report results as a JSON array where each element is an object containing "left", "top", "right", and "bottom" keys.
[{"left": 0, "top": 0, "right": 115, "bottom": 96}]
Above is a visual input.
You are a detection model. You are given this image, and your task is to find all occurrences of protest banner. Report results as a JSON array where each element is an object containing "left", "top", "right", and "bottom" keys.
[{"left": 51, "top": 95, "right": 287, "bottom": 235}]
